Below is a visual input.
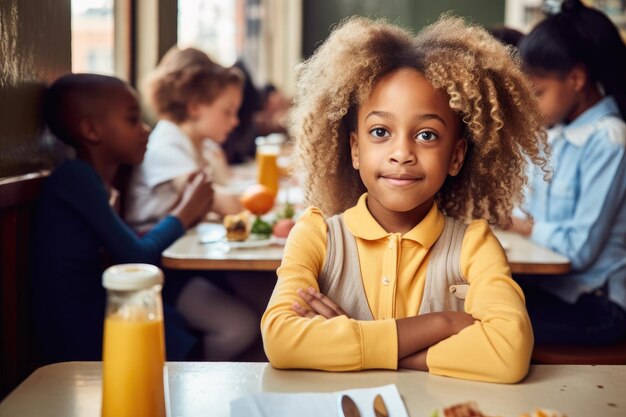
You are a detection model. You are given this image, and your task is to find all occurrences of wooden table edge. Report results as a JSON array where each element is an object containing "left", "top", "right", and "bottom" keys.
[
  {"left": 508, "top": 261, "right": 571, "bottom": 275},
  {"left": 162, "top": 257, "right": 571, "bottom": 275},
  {"left": 162, "top": 256, "right": 280, "bottom": 271}
]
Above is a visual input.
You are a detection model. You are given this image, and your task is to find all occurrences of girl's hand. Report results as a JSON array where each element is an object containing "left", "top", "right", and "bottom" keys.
[
  {"left": 507, "top": 216, "right": 534, "bottom": 237},
  {"left": 445, "top": 311, "right": 476, "bottom": 335},
  {"left": 291, "top": 287, "right": 351, "bottom": 319},
  {"left": 396, "top": 311, "right": 475, "bottom": 359},
  {"left": 171, "top": 172, "right": 214, "bottom": 228}
]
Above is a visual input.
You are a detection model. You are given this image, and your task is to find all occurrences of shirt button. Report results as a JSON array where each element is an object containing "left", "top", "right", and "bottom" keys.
[{"left": 382, "top": 277, "right": 390, "bottom": 286}]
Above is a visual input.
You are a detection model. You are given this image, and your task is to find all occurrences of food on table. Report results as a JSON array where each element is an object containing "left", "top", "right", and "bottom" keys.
[
  {"left": 223, "top": 212, "right": 250, "bottom": 242},
  {"left": 430, "top": 402, "right": 567, "bottom": 417},
  {"left": 273, "top": 218, "right": 296, "bottom": 238},
  {"left": 441, "top": 402, "right": 491, "bottom": 417},
  {"left": 240, "top": 184, "right": 275, "bottom": 215},
  {"left": 251, "top": 217, "right": 273, "bottom": 238},
  {"left": 276, "top": 201, "right": 295, "bottom": 220},
  {"left": 519, "top": 409, "right": 567, "bottom": 417}
]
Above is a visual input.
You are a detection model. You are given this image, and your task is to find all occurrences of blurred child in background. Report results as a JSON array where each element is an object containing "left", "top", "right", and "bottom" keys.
[
  {"left": 221, "top": 60, "right": 290, "bottom": 164},
  {"left": 126, "top": 47, "right": 243, "bottom": 233},
  {"left": 33, "top": 74, "right": 212, "bottom": 363},
  {"left": 513, "top": 0, "right": 626, "bottom": 345},
  {"left": 487, "top": 25, "right": 524, "bottom": 48}
]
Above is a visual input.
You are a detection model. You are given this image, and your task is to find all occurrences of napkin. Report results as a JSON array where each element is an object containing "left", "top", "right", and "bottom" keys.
[
  {"left": 230, "top": 384, "right": 408, "bottom": 417},
  {"left": 197, "top": 223, "right": 226, "bottom": 243}
]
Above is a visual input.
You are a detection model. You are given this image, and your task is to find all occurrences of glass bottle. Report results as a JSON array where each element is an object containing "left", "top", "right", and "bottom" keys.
[{"left": 101, "top": 264, "right": 167, "bottom": 417}]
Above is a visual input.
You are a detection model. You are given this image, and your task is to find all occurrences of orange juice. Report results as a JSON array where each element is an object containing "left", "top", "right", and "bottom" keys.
[
  {"left": 101, "top": 316, "right": 166, "bottom": 417},
  {"left": 257, "top": 151, "right": 279, "bottom": 196}
]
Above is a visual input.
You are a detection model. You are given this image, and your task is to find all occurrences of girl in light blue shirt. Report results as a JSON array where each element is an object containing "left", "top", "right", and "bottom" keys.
[{"left": 513, "top": 0, "right": 626, "bottom": 345}]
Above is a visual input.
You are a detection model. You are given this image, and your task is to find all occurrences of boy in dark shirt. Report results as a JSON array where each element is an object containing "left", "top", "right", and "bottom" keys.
[{"left": 33, "top": 74, "right": 213, "bottom": 362}]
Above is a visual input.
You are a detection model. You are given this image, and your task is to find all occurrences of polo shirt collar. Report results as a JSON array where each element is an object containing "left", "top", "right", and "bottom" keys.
[{"left": 343, "top": 193, "right": 444, "bottom": 248}]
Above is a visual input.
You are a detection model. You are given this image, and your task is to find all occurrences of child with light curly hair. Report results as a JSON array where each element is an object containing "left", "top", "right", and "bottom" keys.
[
  {"left": 126, "top": 47, "right": 243, "bottom": 234},
  {"left": 261, "top": 16, "right": 548, "bottom": 383}
]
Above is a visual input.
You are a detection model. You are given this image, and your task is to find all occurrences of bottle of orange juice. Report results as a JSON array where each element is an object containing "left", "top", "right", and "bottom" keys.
[
  {"left": 101, "top": 264, "right": 168, "bottom": 417},
  {"left": 255, "top": 134, "right": 284, "bottom": 196}
]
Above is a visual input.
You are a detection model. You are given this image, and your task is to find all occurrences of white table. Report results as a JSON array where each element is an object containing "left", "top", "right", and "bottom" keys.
[
  {"left": 173, "top": 160, "right": 570, "bottom": 274},
  {"left": 163, "top": 227, "right": 571, "bottom": 275},
  {"left": 494, "top": 229, "right": 571, "bottom": 275},
  {"left": 162, "top": 225, "right": 286, "bottom": 271},
  {"left": 0, "top": 362, "right": 622, "bottom": 417}
]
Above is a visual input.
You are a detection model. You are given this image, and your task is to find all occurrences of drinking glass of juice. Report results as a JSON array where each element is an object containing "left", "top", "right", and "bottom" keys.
[{"left": 255, "top": 134, "right": 285, "bottom": 196}]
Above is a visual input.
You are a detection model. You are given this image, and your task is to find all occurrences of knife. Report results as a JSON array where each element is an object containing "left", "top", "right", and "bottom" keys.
[
  {"left": 373, "top": 394, "right": 389, "bottom": 417},
  {"left": 339, "top": 394, "right": 361, "bottom": 417}
]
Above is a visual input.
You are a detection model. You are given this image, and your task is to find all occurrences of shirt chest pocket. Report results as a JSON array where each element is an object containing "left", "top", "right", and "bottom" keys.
[{"left": 548, "top": 180, "right": 577, "bottom": 220}]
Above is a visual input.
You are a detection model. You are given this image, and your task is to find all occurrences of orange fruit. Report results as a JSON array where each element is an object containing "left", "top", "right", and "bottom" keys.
[{"left": 240, "top": 184, "right": 275, "bottom": 215}]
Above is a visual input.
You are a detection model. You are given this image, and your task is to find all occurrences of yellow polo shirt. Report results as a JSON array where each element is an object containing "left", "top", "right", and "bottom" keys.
[{"left": 261, "top": 194, "right": 533, "bottom": 383}]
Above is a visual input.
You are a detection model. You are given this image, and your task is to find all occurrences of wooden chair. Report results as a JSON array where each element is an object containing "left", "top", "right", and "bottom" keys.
[
  {"left": 0, "top": 172, "right": 47, "bottom": 398},
  {"left": 532, "top": 339, "right": 626, "bottom": 365}
]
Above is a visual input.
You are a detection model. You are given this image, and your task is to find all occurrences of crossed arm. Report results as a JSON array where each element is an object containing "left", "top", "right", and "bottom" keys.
[
  {"left": 292, "top": 287, "right": 475, "bottom": 370},
  {"left": 262, "top": 211, "right": 532, "bottom": 382}
]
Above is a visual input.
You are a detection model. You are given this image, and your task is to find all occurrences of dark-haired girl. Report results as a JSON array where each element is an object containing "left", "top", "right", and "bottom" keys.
[{"left": 513, "top": 0, "right": 626, "bottom": 345}]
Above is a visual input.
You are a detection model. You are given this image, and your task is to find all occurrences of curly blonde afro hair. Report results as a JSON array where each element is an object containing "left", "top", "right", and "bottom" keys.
[
  {"left": 290, "top": 16, "right": 547, "bottom": 226},
  {"left": 416, "top": 17, "right": 548, "bottom": 225}
]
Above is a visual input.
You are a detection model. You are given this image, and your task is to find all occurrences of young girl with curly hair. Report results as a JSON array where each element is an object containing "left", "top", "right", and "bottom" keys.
[
  {"left": 126, "top": 47, "right": 243, "bottom": 233},
  {"left": 514, "top": 0, "right": 626, "bottom": 346},
  {"left": 261, "top": 16, "right": 548, "bottom": 383}
]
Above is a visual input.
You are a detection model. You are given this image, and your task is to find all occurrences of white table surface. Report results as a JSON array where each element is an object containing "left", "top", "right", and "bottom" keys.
[
  {"left": 0, "top": 362, "right": 622, "bottom": 417},
  {"left": 201, "top": 161, "right": 571, "bottom": 274},
  {"left": 493, "top": 229, "right": 571, "bottom": 275},
  {"left": 163, "top": 227, "right": 571, "bottom": 275}
]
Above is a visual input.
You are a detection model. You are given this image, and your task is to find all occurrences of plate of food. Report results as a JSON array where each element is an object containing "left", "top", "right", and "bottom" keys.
[
  {"left": 214, "top": 211, "right": 274, "bottom": 249},
  {"left": 220, "top": 235, "right": 274, "bottom": 249},
  {"left": 201, "top": 184, "right": 298, "bottom": 248},
  {"left": 199, "top": 222, "right": 273, "bottom": 249},
  {"left": 432, "top": 401, "right": 567, "bottom": 417}
]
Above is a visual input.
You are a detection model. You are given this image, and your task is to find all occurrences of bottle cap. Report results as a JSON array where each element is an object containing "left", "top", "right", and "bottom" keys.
[{"left": 102, "top": 264, "right": 164, "bottom": 290}]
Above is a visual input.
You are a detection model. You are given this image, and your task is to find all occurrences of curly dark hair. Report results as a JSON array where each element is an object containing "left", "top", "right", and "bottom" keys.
[
  {"left": 289, "top": 16, "right": 548, "bottom": 226},
  {"left": 146, "top": 47, "right": 243, "bottom": 123}
]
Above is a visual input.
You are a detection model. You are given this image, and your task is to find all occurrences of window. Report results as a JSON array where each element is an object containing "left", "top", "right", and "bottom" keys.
[
  {"left": 177, "top": 0, "right": 239, "bottom": 67},
  {"left": 505, "top": 0, "right": 545, "bottom": 32},
  {"left": 71, "top": 0, "right": 115, "bottom": 75},
  {"left": 177, "top": 0, "right": 301, "bottom": 95}
]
